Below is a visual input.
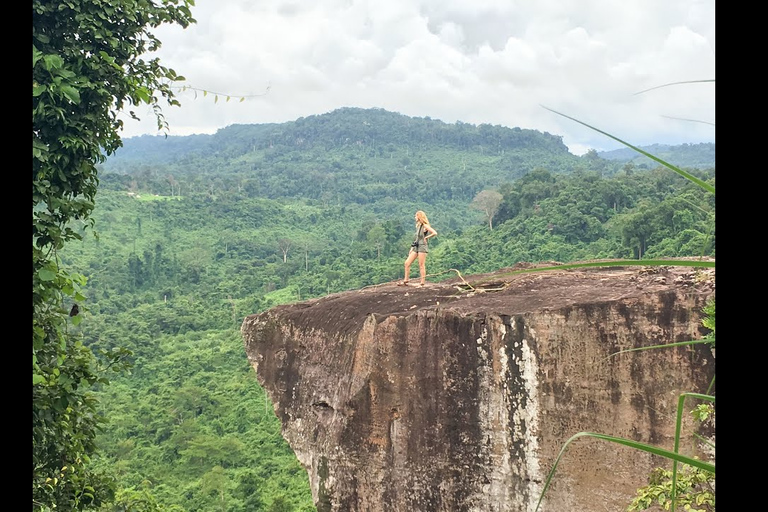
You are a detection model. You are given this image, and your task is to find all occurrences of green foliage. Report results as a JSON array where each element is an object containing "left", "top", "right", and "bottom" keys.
[
  {"left": 100, "top": 480, "right": 186, "bottom": 512},
  {"left": 627, "top": 465, "right": 715, "bottom": 511},
  {"left": 86, "top": 330, "right": 315, "bottom": 511},
  {"left": 691, "top": 404, "right": 713, "bottom": 423},
  {"left": 33, "top": 0, "right": 194, "bottom": 510}
]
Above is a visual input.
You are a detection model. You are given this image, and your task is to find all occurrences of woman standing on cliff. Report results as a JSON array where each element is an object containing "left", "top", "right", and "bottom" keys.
[{"left": 401, "top": 210, "right": 437, "bottom": 286}]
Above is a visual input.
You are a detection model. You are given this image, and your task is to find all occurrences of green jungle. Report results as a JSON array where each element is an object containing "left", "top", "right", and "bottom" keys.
[{"left": 54, "top": 107, "right": 715, "bottom": 511}]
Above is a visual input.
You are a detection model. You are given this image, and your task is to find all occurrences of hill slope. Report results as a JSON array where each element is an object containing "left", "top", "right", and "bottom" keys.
[{"left": 99, "top": 108, "right": 714, "bottom": 234}]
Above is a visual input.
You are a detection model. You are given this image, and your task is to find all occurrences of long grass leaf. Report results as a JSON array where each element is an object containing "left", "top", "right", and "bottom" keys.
[
  {"left": 660, "top": 115, "right": 715, "bottom": 126},
  {"left": 534, "top": 431, "right": 714, "bottom": 512},
  {"left": 671, "top": 393, "right": 715, "bottom": 511},
  {"left": 502, "top": 259, "right": 713, "bottom": 279},
  {"left": 693, "top": 433, "right": 715, "bottom": 450},
  {"left": 671, "top": 395, "right": 685, "bottom": 511},
  {"left": 606, "top": 339, "right": 713, "bottom": 359},
  {"left": 633, "top": 79, "right": 714, "bottom": 96},
  {"left": 540, "top": 106, "right": 715, "bottom": 195},
  {"left": 678, "top": 197, "right": 713, "bottom": 217},
  {"left": 512, "top": 259, "right": 714, "bottom": 273},
  {"left": 463, "top": 258, "right": 714, "bottom": 290}
]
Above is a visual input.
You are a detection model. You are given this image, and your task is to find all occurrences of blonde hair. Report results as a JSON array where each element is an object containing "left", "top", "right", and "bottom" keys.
[{"left": 415, "top": 210, "right": 429, "bottom": 225}]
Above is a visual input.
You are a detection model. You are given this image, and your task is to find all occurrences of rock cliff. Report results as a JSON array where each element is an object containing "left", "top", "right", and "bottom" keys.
[{"left": 241, "top": 261, "right": 715, "bottom": 512}]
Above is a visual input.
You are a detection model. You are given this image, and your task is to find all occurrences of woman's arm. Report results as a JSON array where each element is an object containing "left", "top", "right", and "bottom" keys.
[{"left": 424, "top": 225, "right": 437, "bottom": 240}]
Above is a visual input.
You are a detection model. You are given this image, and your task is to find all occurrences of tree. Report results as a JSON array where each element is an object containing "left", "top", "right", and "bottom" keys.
[
  {"left": 201, "top": 465, "right": 229, "bottom": 512},
  {"left": 268, "top": 496, "right": 294, "bottom": 512},
  {"left": 495, "top": 187, "right": 521, "bottom": 225},
  {"left": 366, "top": 224, "right": 387, "bottom": 261},
  {"left": 33, "top": 0, "right": 195, "bottom": 509},
  {"left": 105, "top": 480, "right": 186, "bottom": 512},
  {"left": 470, "top": 189, "right": 503, "bottom": 230},
  {"left": 234, "top": 471, "right": 265, "bottom": 512},
  {"left": 278, "top": 238, "right": 292, "bottom": 263}
]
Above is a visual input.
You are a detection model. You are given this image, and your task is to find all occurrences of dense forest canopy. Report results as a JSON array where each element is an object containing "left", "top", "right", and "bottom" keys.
[{"left": 98, "top": 107, "right": 714, "bottom": 233}]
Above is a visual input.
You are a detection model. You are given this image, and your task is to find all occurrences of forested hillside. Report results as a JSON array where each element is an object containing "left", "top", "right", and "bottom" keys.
[
  {"left": 100, "top": 107, "right": 706, "bottom": 236},
  {"left": 99, "top": 108, "right": 596, "bottom": 229},
  {"left": 60, "top": 110, "right": 715, "bottom": 511}
]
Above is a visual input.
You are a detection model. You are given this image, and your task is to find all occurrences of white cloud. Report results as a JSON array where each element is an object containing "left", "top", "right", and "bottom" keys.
[{"left": 119, "top": 0, "right": 715, "bottom": 154}]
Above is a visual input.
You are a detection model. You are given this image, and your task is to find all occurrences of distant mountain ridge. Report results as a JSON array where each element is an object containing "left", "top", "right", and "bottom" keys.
[
  {"left": 106, "top": 108, "right": 714, "bottom": 172},
  {"left": 109, "top": 108, "right": 714, "bottom": 170},
  {"left": 100, "top": 108, "right": 714, "bottom": 221},
  {"left": 104, "top": 107, "right": 571, "bottom": 167},
  {"left": 597, "top": 142, "right": 715, "bottom": 169}
]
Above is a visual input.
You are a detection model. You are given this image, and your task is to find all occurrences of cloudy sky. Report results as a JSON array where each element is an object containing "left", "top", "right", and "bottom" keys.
[{"left": 121, "top": 0, "right": 715, "bottom": 155}]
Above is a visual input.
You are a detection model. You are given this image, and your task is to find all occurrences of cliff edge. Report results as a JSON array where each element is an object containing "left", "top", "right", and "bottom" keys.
[{"left": 241, "top": 261, "right": 715, "bottom": 512}]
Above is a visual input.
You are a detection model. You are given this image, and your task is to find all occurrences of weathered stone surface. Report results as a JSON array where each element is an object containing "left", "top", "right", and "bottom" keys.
[{"left": 241, "top": 262, "right": 715, "bottom": 512}]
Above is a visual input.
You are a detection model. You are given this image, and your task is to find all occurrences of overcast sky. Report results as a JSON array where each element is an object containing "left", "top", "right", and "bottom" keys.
[{"left": 120, "top": 0, "right": 715, "bottom": 155}]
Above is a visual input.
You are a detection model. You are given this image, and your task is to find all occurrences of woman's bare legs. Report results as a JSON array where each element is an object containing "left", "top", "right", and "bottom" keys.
[
  {"left": 417, "top": 252, "right": 427, "bottom": 285},
  {"left": 403, "top": 249, "right": 417, "bottom": 283}
]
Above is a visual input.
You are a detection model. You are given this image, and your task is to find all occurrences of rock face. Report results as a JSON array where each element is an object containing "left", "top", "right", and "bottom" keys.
[{"left": 241, "top": 262, "right": 715, "bottom": 512}]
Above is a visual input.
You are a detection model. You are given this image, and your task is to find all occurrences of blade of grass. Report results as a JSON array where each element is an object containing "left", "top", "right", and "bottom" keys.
[
  {"left": 633, "top": 79, "right": 714, "bottom": 96},
  {"left": 636, "top": 79, "right": 716, "bottom": 127},
  {"left": 541, "top": 106, "right": 715, "bottom": 195},
  {"left": 462, "top": 258, "right": 714, "bottom": 290},
  {"left": 660, "top": 115, "right": 715, "bottom": 126},
  {"left": 670, "top": 393, "right": 715, "bottom": 512},
  {"left": 693, "top": 433, "right": 715, "bottom": 450},
  {"left": 516, "top": 259, "right": 714, "bottom": 273},
  {"left": 605, "top": 339, "right": 714, "bottom": 360},
  {"left": 534, "top": 431, "right": 715, "bottom": 512}
]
